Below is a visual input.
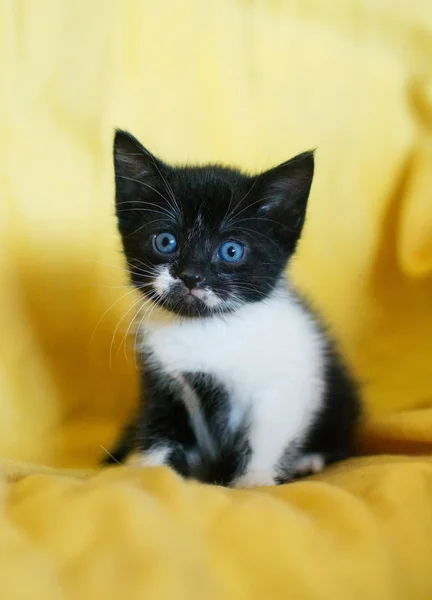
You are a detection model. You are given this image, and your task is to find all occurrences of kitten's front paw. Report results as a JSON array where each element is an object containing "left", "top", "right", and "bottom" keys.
[
  {"left": 125, "top": 446, "right": 171, "bottom": 468},
  {"left": 232, "top": 471, "right": 277, "bottom": 489},
  {"left": 126, "top": 444, "right": 191, "bottom": 478},
  {"left": 293, "top": 453, "right": 325, "bottom": 477}
]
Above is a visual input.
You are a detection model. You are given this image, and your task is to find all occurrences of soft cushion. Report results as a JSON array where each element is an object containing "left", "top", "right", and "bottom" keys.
[{"left": 0, "top": 0, "right": 432, "bottom": 598}]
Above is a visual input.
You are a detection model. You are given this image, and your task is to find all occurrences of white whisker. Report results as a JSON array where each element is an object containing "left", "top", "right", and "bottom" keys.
[
  {"left": 89, "top": 286, "right": 139, "bottom": 345},
  {"left": 116, "top": 175, "right": 177, "bottom": 211},
  {"left": 109, "top": 295, "right": 147, "bottom": 368},
  {"left": 100, "top": 445, "right": 121, "bottom": 465},
  {"left": 149, "top": 158, "right": 182, "bottom": 221},
  {"left": 230, "top": 226, "right": 281, "bottom": 251},
  {"left": 119, "top": 294, "right": 155, "bottom": 360},
  {"left": 222, "top": 176, "right": 261, "bottom": 228}
]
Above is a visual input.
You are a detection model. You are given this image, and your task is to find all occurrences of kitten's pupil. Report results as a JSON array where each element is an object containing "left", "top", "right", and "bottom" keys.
[{"left": 227, "top": 246, "right": 236, "bottom": 257}]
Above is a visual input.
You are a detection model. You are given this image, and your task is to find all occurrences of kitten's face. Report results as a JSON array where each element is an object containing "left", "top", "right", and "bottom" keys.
[{"left": 114, "top": 131, "right": 314, "bottom": 318}]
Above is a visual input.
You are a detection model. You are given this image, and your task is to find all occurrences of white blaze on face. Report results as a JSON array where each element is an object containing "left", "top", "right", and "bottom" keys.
[
  {"left": 192, "top": 287, "right": 223, "bottom": 308},
  {"left": 153, "top": 265, "right": 176, "bottom": 295},
  {"left": 153, "top": 265, "right": 223, "bottom": 309}
]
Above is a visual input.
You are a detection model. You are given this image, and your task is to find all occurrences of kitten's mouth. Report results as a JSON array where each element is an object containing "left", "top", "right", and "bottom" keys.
[
  {"left": 185, "top": 290, "right": 199, "bottom": 300},
  {"left": 180, "top": 287, "right": 215, "bottom": 311},
  {"left": 151, "top": 280, "right": 223, "bottom": 317},
  {"left": 182, "top": 291, "right": 198, "bottom": 305},
  {"left": 172, "top": 290, "right": 209, "bottom": 317},
  {"left": 147, "top": 270, "right": 227, "bottom": 317}
]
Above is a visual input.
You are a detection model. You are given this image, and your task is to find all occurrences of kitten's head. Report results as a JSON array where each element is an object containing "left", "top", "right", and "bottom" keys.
[{"left": 114, "top": 130, "right": 314, "bottom": 318}]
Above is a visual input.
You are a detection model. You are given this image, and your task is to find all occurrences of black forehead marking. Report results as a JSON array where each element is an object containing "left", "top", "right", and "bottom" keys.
[
  {"left": 173, "top": 167, "right": 247, "bottom": 203},
  {"left": 168, "top": 166, "right": 253, "bottom": 235}
]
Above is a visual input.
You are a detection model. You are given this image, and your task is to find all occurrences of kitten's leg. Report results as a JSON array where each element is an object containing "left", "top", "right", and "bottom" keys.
[
  {"left": 297, "top": 352, "right": 361, "bottom": 477},
  {"left": 102, "top": 415, "right": 190, "bottom": 474},
  {"left": 124, "top": 366, "right": 196, "bottom": 477},
  {"left": 126, "top": 443, "right": 190, "bottom": 476},
  {"left": 230, "top": 401, "right": 332, "bottom": 488},
  {"left": 287, "top": 353, "right": 361, "bottom": 481},
  {"left": 126, "top": 446, "right": 171, "bottom": 468},
  {"left": 231, "top": 395, "right": 294, "bottom": 489},
  {"left": 102, "top": 361, "right": 196, "bottom": 477},
  {"left": 232, "top": 471, "right": 276, "bottom": 489}
]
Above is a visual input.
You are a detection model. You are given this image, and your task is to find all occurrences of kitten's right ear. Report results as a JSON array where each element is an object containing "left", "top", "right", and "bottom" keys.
[
  {"left": 113, "top": 130, "right": 163, "bottom": 200},
  {"left": 114, "top": 129, "right": 159, "bottom": 177}
]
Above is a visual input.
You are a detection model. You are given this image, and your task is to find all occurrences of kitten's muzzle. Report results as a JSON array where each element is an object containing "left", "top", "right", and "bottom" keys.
[{"left": 179, "top": 271, "right": 204, "bottom": 290}]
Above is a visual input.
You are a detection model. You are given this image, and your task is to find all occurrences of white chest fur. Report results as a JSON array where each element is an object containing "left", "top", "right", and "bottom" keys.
[{"left": 141, "top": 287, "right": 326, "bottom": 485}]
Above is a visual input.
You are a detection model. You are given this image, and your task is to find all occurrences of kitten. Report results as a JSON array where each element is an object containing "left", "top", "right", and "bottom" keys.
[{"left": 104, "top": 129, "right": 360, "bottom": 488}]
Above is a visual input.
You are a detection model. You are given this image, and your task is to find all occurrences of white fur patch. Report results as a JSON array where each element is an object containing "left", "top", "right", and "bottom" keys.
[
  {"left": 174, "top": 373, "right": 217, "bottom": 459},
  {"left": 233, "top": 471, "right": 277, "bottom": 489},
  {"left": 141, "top": 284, "right": 326, "bottom": 487},
  {"left": 126, "top": 447, "right": 170, "bottom": 468},
  {"left": 293, "top": 453, "right": 325, "bottom": 476},
  {"left": 153, "top": 265, "right": 176, "bottom": 295},
  {"left": 153, "top": 266, "right": 223, "bottom": 309},
  {"left": 192, "top": 286, "right": 223, "bottom": 308}
]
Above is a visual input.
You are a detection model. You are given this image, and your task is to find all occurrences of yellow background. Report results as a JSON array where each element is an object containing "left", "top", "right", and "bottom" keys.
[{"left": 0, "top": 1, "right": 432, "bottom": 598}]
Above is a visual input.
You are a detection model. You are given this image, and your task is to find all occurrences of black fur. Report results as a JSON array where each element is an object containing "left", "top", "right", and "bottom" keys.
[
  {"left": 303, "top": 344, "right": 361, "bottom": 462},
  {"left": 104, "top": 129, "right": 360, "bottom": 486},
  {"left": 105, "top": 364, "right": 251, "bottom": 486}
]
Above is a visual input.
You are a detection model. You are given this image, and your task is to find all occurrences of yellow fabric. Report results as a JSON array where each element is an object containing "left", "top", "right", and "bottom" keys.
[{"left": 1, "top": 0, "right": 432, "bottom": 598}]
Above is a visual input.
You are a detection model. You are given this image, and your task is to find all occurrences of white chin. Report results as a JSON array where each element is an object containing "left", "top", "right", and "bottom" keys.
[{"left": 191, "top": 288, "right": 223, "bottom": 309}]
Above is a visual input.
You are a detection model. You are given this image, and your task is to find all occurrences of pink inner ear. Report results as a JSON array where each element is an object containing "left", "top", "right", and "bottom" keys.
[{"left": 397, "top": 138, "right": 432, "bottom": 277}]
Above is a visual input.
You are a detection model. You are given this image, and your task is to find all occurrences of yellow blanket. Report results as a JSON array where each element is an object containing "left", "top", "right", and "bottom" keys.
[{"left": 1, "top": 0, "right": 432, "bottom": 597}]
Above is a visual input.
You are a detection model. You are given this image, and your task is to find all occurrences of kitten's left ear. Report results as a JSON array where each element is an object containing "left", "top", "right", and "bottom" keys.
[{"left": 258, "top": 150, "right": 315, "bottom": 235}]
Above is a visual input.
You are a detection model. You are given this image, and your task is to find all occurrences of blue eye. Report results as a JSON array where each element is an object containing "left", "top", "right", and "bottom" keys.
[
  {"left": 218, "top": 241, "right": 245, "bottom": 263},
  {"left": 154, "top": 232, "right": 177, "bottom": 254}
]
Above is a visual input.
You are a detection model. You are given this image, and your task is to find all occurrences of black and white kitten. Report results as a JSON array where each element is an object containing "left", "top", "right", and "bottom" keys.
[{"left": 105, "top": 130, "right": 360, "bottom": 488}]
